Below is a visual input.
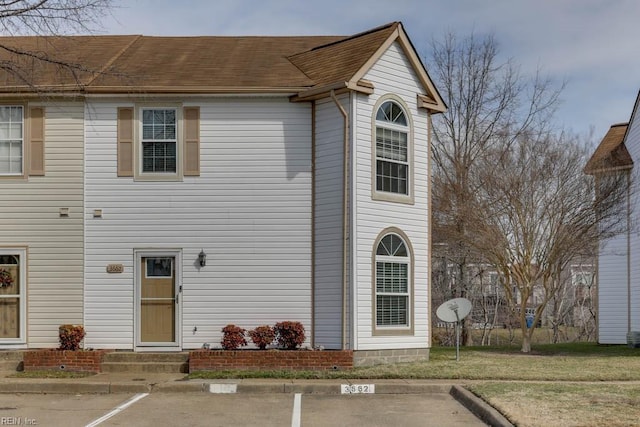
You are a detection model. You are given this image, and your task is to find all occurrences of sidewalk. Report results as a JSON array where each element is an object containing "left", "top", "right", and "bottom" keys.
[{"left": 0, "top": 370, "right": 512, "bottom": 426}]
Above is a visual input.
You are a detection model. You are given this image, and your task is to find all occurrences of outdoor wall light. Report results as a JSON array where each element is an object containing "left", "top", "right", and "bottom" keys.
[{"left": 198, "top": 249, "right": 207, "bottom": 267}]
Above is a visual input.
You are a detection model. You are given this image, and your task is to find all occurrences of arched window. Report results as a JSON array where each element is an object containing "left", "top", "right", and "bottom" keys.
[
  {"left": 375, "top": 100, "right": 409, "bottom": 196},
  {"left": 375, "top": 232, "right": 411, "bottom": 328}
]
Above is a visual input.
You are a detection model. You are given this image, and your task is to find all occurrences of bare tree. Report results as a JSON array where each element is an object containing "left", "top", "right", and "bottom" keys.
[
  {"left": 470, "top": 133, "right": 629, "bottom": 352},
  {"left": 0, "top": 0, "right": 115, "bottom": 87},
  {"left": 427, "top": 31, "right": 562, "bottom": 345}
]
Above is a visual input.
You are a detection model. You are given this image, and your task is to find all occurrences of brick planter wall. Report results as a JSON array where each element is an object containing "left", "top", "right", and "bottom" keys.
[
  {"left": 23, "top": 350, "right": 111, "bottom": 373},
  {"left": 189, "top": 350, "right": 353, "bottom": 372}
]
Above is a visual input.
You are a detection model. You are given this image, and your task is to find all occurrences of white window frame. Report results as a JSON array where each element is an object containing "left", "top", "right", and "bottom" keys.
[
  {"left": 0, "top": 105, "right": 24, "bottom": 177},
  {"left": 371, "top": 96, "right": 414, "bottom": 204},
  {"left": 372, "top": 230, "right": 414, "bottom": 335},
  {"left": 136, "top": 105, "right": 182, "bottom": 181},
  {"left": 0, "top": 248, "right": 27, "bottom": 346}
]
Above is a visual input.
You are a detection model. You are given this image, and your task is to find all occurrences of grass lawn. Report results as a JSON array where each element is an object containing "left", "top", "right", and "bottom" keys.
[
  {"left": 188, "top": 342, "right": 640, "bottom": 381},
  {"left": 469, "top": 382, "right": 640, "bottom": 427},
  {"left": 188, "top": 342, "right": 640, "bottom": 426}
]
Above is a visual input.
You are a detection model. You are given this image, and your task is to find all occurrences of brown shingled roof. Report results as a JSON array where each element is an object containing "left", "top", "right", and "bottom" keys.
[
  {"left": 0, "top": 21, "right": 446, "bottom": 112},
  {"left": 584, "top": 123, "right": 633, "bottom": 174},
  {"left": 0, "top": 35, "right": 140, "bottom": 90},
  {"left": 90, "top": 35, "right": 343, "bottom": 91},
  {"left": 288, "top": 22, "right": 399, "bottom": 87}
]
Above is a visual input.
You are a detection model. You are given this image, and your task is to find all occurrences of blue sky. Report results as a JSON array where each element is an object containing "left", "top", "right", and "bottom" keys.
[{"left": 101, "top": 0, "right": 640, "bottom": 144}]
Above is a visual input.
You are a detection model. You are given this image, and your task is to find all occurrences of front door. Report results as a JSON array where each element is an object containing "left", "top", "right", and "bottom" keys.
[
  {"left": 136, "top": 252, "right": 180, "bottom": 348},
  {"left": 0, "top": 249, "right": 26, "bottom": 345}
]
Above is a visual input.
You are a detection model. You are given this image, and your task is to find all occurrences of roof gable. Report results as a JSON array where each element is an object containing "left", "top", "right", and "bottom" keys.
[
  {"left": 585, "top": 122, "right": 632, "bottom": 174},
  {"left": 288, "top": 22, "right": 446, "bottom": 112}
]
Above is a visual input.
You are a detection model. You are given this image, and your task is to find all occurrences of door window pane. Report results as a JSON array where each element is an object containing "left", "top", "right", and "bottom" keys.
[{"left": 145, "top": 257, "right": 173, "bottom": 278}]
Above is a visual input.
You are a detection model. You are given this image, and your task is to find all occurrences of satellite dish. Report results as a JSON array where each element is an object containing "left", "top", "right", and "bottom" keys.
[
  {"left": 435, "top": 298, "right": 472, "bottom": 362},
  {"left": 436, "top": 298, "right": 472, "bottom": 323}
]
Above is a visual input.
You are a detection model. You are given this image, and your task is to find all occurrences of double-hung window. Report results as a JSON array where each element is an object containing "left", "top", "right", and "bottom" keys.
[
  {"left": 141, "top": 108, "right": 177, "bottom": 174},
  {"left": 117, "top": 105, "right": 199, "bottom": 179},
  {"left": 0, "top": 106, "right": 23, "bottom": 176},
  {"left": 375, "top": 232, "right": 412, "bottom": 331},
  {"left": 375, "top": 100, "right": 409, "bottom": 197}
]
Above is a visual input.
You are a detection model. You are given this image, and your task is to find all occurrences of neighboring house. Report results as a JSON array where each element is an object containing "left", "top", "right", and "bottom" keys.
[
  {"left": 586, "top": 108, "right": 636, "bottom": 344},
  {"left": 0, "top": 22, "right": 447, "bottom": 363}
]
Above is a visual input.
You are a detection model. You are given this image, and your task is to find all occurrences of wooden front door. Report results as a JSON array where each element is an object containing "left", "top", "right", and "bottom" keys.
[{"left": 139, "top": 256, "right": 177, "bottom": 345}]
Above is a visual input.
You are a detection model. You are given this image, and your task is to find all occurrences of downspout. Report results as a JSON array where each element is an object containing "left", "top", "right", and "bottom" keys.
[
  {"left": 427, "top": 111, "right": 433, "bottom": 347},
  {"left": 331, "top": 89, "right": 349, "bottom": 350},
  {"left": 310, "top": 102, "right": 316, "bottom": 349},
  {"left": 627, "top": 170, "right": 632, "bottom": 336}
]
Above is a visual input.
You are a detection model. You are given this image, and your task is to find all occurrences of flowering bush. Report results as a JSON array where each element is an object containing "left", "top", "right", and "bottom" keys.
[
  {"left": 274, "top": 321, "right": 306, "bottom": 350},
  {"left": 248, "top": 325, "right": 275, "bottom": 350},
  {"left": 220, "top": 324, "right": 247, "bottom": 350},
  {"left": 0, "top": 268, "right": 13, "bottom": 288},
  {"left": 58, "top": 324, "right": 86, "bottom": 350}
]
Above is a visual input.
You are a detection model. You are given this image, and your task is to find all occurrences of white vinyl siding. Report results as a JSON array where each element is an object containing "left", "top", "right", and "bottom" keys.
[
  {"left": 314, "top": 95, "right": 349, "bottom": 349},
  {"left": 626, "top": 114, "right": 640, "bottom": 342},
  {"left": 353, "top": 42, "right": 430, "bottom": 350},
  {"left": 84, "top": 98, "right": 312, "bottom": 349},
  {"left": 596, "top": 96, "right": 640, "bottom": 344},
  {"left": 597, "top": 234, "right": 629, "bottom": 343},
  {"left": 0, "top": 102, "right": 84, "bottom": 348}
]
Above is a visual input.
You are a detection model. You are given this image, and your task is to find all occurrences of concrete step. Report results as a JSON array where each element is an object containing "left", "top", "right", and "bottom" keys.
[
  {"left": 0, "top": 351, "right": 24, "bottom": 372},
  {"left": 101, "top": 352, "right": 189, "bottom": 373}
]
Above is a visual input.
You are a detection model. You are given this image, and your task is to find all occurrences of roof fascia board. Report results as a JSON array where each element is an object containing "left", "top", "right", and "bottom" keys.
[
  {"left": 84, "top": 86, "right": 304, "bottom": 94},
  {"left": 623, "top": 89, "right": 640, "bottom": 145},
  {"left": 85, "top": 92, "right": 292, "bottom": 99},
  {"left": 586, "top": 164, "right": 633, "bottom": 175},
  {"left": 291, "top": 81, "right": 374, "bottom": 102},
  {"left": 0, "top": 92, "right": 85, "bottom": 99},
  {"left": 350, "top": 24, "right": 447, "bottom": 113}
]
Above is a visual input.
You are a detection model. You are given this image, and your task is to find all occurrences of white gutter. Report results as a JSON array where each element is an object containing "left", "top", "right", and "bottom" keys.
[
  {"left": 331, "top": 89, "right": 349, "bottom": 350},
  {"left": 627, "top": 171, "right": 632, "bottom": 336}
]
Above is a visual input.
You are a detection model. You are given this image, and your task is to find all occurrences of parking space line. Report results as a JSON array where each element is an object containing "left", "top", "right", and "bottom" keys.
[
  {"left": 291, "top": 393, "right": 302, "bottom": 427},
  {"left": 85, "top": 393, "right": 149, "bottom": 427}
]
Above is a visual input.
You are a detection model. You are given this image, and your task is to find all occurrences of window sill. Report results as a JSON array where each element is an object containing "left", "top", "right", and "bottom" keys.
[
  {"left": 371, "top": 191, "right": 414, "bottom": 205},
  {"left": 134, "top": 173, "right": 183, "bottom": 182},
  {"left": 372, "top": 327, "right": 414, "bottom": 336},
  {"left": 0, "top": 174, "right": 27, "bottom": 180}
]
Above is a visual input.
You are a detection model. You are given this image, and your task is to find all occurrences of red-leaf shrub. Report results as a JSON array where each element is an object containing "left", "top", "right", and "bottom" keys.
[
  {"left": 248, "top": 325, "right": 275, "bottom": 350},
  {"left": 274, "top": 321, "right": 305, "bottom": 350},
  {"left": 58, "top": 324, "right": 86, "bottom": 351},
  {"left": 221, "top": 324, "right": 247, "bottom": 350}
]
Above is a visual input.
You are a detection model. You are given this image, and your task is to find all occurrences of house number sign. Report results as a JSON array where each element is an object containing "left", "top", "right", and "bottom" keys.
[
  {"left": 106, "top": 264, "right": 124, "bottom": 274},
  {"left": 341, "top": 384, "right": 375, "bottom": 394}
]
